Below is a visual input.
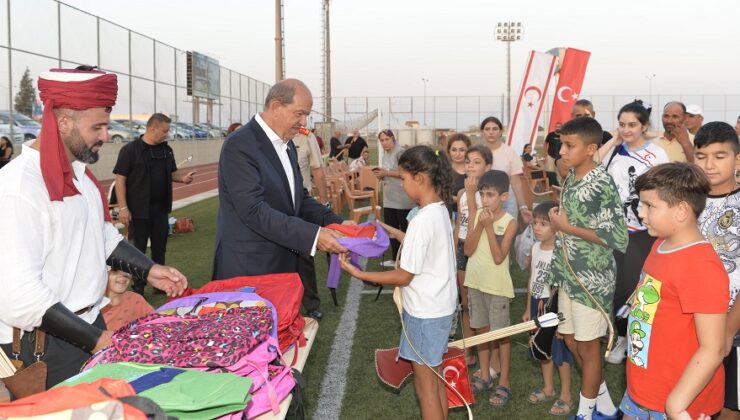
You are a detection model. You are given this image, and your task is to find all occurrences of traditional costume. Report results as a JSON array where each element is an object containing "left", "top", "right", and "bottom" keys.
[{"left": 0, "top": 68, "right": 158, "bottom": 390}]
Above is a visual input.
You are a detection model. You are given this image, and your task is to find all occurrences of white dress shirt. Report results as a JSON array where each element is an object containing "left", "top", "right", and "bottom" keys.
[
  {"left": 0, "top": 141, "right": 124, "bottom": 343},
  {"left": 255, "top": 114, "right": 320, "bottom": 255}
]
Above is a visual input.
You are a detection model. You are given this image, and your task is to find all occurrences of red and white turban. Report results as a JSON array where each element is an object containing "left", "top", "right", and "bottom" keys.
[{"left": 37, "top": 69, "right": 118, "bottom": 219}]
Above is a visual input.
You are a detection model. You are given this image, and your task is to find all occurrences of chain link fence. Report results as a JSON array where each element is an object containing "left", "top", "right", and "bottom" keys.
[{"left": 0, "top": 0, "right": 271, "bottom": 141}]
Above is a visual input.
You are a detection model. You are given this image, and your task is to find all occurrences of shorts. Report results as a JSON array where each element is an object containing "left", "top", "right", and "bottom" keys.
[
  {"left": 398, "top": 310, "right": 454, "bottom": 367},
  {"left": 468, "top": 288, "right": 510, "bottom": 330},
  {"left": 530, "top": 296, "right": 574, "bottom": 366},
  {"left": 619, "top": 391, "right": 667, "bottom": 420},
  {"left": 557, "top": 288, "right": 607, "bottom": 341},
  {"left": 456, "top": 240, "right": 468, "bottom": 271},
  {"left": 724, "top": 346, "right": 740, "bottom": 410}
]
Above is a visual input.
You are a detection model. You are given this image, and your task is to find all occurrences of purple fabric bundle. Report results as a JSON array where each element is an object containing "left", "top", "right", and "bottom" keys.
[{"left": 326, "top": 221, "right": 390, "bottom": 289}]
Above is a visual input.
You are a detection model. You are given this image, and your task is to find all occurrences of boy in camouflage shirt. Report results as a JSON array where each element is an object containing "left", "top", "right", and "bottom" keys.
[{"left": 548, "top": 117, "right": 628, "bottom": 420}]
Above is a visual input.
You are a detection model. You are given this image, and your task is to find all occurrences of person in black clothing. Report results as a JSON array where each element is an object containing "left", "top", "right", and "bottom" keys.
[
  {"left": 544, "top": 123, "right": 562, "bottom": 186},
  {"left": 571, "top": 99, "right": 613, "bottom": 145},
  {"left": 329, "top": 129, "right": 344, "bottom": 160},
  {"left": 344, "top": 130, "right": 368, "bottom": 161},
  {"left": 113, "top": 113, "right": 196, "bottom": 295}
]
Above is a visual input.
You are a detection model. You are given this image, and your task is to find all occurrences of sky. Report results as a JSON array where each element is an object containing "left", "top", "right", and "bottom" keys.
[{"left": 55, "top": 0, "right": 740, "bottom": 99}]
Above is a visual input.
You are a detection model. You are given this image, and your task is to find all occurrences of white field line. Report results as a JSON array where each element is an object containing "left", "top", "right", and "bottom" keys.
[{"left": 313, "top": 278, "right": 364, "bottom": 420}]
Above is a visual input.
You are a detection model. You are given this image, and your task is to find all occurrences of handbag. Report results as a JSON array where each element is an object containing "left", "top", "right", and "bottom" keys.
[
  {"left": 174, "top": 217, "right": 194, "bottom": 233},
  {"left": 1, "top": 329, "right": 48, "bottom": 399}
]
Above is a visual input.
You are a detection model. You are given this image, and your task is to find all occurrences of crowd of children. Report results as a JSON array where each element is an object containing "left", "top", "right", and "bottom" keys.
[{"left": 336, "top": 106, "right": 740, "bottom": 420}]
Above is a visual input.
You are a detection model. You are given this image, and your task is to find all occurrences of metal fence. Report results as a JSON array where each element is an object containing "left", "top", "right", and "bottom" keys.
[
  {"left": 329, "top": 94, "right": 740, "bottom": 134},
  {"left": 0, "top": 0, "right": 271, "bottom": 140},
  {"left": 2, "top": 0, "right": 739, "bottom": 141}
]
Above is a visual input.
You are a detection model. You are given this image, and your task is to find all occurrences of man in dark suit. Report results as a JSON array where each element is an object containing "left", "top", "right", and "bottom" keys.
[{"left": 212, "top": 79, "right": 347, "bottom": 320}]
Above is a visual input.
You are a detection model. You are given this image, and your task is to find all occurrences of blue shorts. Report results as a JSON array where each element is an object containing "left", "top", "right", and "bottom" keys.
[
  {"left": 619, "top": 391, "right": 667, "bottom": 420},
  {"left": 529, "top": 297, "right": 574, "bottom": 366},
  {"left": 399, "top": 310, "right": 453, "bottom": 367}
]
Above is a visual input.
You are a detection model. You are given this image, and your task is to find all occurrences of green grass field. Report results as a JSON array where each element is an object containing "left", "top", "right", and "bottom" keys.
[{"left": 155, "top": 194, "right": 627, "bottom": 419}]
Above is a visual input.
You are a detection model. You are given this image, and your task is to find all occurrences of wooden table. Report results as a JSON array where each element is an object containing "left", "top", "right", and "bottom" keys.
[{"left": 255, "top": 317, "right": 319, "bottom": 419}]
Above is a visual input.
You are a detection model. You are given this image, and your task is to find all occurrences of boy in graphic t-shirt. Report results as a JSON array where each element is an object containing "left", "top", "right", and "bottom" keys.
[
  {"left": 621, "top": 162, "right": 729, "bottom": 419},
  {"left": 694, "top": 121, "right": 740, "bottom": 417}
]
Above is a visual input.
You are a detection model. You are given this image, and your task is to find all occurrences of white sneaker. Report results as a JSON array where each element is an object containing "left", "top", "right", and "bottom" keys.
[
  {"left": 606, "top": 336, "right": 627, "bottom": 364},
  {"left": 380, "top": 259, "right": 395, "bottom": 268}
]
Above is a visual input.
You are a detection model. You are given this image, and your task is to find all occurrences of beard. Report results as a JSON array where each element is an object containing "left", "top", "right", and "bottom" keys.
[{"left": 64, "top": 126, "right": 103, "bottom": 164}]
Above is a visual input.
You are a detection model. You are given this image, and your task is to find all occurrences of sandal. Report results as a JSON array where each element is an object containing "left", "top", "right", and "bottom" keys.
[
  {"left": 489, "top": 385, "right": 512, "bottom": 407},
  {"left": 527, "top": 388, "right": 556, "bottom": 404},
  {"left": 549, "top": 399, "right": 574, "bottom": 416},
  {"left": 470, "top": 375, "right": 493, "bottom": 393}
]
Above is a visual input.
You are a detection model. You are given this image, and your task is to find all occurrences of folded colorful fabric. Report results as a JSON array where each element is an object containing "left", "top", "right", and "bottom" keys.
[{"left": 326, "top": 221, "right": 389, "bottom": 289}]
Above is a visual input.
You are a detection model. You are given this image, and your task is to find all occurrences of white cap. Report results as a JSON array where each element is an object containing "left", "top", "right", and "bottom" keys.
[{"left": 686, "top": 104, "right": 703, "bottom": 116}]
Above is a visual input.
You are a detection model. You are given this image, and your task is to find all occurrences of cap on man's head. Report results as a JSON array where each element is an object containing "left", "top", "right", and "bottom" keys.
[{"left": 686, "top": 104, "right": 703, "bottom": 116}]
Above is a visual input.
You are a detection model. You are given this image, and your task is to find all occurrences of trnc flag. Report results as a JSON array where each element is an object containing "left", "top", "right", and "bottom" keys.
[
  {"left": 507, "top": 51, "right": 557, "bottom": 155},
  {"left": 548, "top": 48, "right": 591, "bottom": 132}
]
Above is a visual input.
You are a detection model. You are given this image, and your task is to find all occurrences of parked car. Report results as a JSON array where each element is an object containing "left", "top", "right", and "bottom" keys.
[
  {"left": 194, "top": 123, "right": 222, "bottom": 139},
  {"left": 108, "top": 121, "right": 133, "bottom": 143},
  {"left": 172, "top": 122, "right": 208, "bottom": 139},
  {"left": 0, "top": 111, "right": 41, "bottom": 140},
  {"left": 113, "top": 119, "right": 147, "bottom": 137},
  {"left": 0, "top": 124, "right": 24, "bottom": 143}
]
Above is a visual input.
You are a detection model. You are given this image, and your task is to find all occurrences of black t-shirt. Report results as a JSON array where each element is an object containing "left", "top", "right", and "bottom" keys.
[
  {"left": 545, "top": 131, "right": 561, "bottom": 159},
  {"left": 329, "top": 137, "right": 342, "bottom": 160},
  {"left": 112, "top": 137, "right": 177, "bottom": 218},
  {"left": 345, "top": 136, "right": 368, "bottom": 159},
  {"left": 522, "top": 152, "right": 534, "bottom": 162},
  {"left": 145, "top": 143, "right": 170, "bottom": 212},
  {"left": 601, "top": 130, "right": 613, "bottom": 145}
]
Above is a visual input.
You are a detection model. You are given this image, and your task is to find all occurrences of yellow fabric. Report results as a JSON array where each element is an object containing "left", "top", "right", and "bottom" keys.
[
  {"left": 464, "top": 210, "right": 514, "bottom": 298},
  {"left": 651, "top": 131, "right": 694, "bottom": 163}
]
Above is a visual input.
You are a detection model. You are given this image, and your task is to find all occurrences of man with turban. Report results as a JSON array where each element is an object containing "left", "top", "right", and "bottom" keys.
[{"left": 0, "top": 67, "right": 187, "bottom": 391}]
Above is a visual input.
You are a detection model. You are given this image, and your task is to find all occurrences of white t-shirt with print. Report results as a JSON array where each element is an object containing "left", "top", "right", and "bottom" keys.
[
  {"left": 457, "top": 190, "right": 482, "bottom": 240},
  {"left": 529, "top": 241, "right": 553, "bottom": 299},
  {"left": 400, "top": 201, "right": 457, "bottom": 318},
  {"left": 605, "top": 142, "right": 669, "bottom": 231}
]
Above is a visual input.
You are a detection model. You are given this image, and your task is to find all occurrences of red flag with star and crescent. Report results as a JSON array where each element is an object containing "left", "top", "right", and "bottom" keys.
[
  {"left": 548, "top": 48, "right": 591, "bottom": 132},
  {"left": 507, "top": 51, "right": 557, "bottom": 155}
]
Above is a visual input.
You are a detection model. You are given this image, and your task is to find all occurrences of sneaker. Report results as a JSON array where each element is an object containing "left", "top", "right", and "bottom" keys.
[
  {"left": 605, "top": 336, "right": 627, "bottom": 364},
  {"left": 380, "top": 259, "right": 395, "bottom": 268},
  {"left": 593, "top": 409, "right": 622, "bottom": 420}
]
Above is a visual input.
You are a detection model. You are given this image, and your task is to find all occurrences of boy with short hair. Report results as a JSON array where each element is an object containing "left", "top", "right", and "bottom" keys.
[
  {"left": 547, "top": 117, "right": 628, "bottom": 420},
  {"left": 464, "top": 170, "right": 518, "bottom": 407},
  {"left": 694, "top": 121, "right": 740, "bottom": 419},
  {"left": 524, "top": 201, "right": 575, "bottom": 416},
  {"left": 620, "top": 162, "right": 729, "bottom": 419}
]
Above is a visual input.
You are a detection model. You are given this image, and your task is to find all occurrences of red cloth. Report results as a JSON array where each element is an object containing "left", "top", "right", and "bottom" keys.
[
  {"left": 626, "top": 240, "right": 728, "bottom": 418},
  {"left": 326, "top": 223, "right": 376, "bottom": 238},
  {"left": 37, "top": 69, "right": 117, "bottom": 221}
]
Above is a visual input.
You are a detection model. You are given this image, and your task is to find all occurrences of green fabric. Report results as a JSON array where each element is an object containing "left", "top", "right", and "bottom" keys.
[
  {"left": 548, "top": 166, "right": 628, "bottom": 311},
  {"left": 61, "top": 362, "right": 251, "bottom": 419}
]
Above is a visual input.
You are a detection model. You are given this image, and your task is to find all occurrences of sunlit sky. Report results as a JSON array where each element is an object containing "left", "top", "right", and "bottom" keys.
[{"left": 58, "top": 0, "right": 740, "bottom": 99}]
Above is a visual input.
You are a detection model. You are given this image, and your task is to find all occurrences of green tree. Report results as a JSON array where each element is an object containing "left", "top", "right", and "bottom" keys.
[{"left": 14, "top": 67, "right": 36, "bottom": 117}]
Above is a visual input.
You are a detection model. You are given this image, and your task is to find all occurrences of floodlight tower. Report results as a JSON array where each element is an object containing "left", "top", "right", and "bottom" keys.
[
  {"left": 275, "top": 0, "right": 285, "bottom": 82},
  {"left": 496, "top": 21, "right": 523, "bottom": 126},
  {"left": 321, "top": 0, "right": 332, "bottom": 121}
]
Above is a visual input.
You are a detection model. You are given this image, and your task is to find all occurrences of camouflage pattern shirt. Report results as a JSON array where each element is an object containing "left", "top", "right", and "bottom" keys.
[{"left": 549, "top": 165, "right": 628, "bottom": 311}]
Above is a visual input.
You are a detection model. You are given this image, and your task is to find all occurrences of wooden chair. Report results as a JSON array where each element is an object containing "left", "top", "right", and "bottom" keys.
[
  {"left": 357, "top": 166, "right": 380, "bottom": 206},
  {"left": 340, "top": 177, "right": 382, "bottom": 223},
  {"left": 521, "top": 158, "right": 558, "bottom": 208}
]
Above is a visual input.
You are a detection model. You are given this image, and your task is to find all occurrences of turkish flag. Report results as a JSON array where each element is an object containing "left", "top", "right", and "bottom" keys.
[
  {"left": 548, "top": 48, "right": 591, "bottom": 132},
  {"left": 507, "top": 51, "right": 557, "bottom": 155}
]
